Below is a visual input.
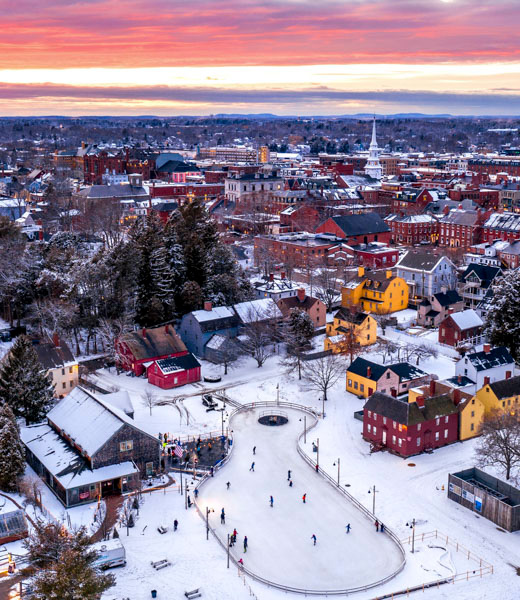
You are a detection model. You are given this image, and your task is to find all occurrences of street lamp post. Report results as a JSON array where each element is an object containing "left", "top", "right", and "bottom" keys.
[
  {"left": 406, "top": 519, "right": 416, "bottom": 553},
  {"left": 322, "top": 396, "right": 325, "bottom": 418},
  {"left": 333, "top": 458, "right": 340, "bottom": 486},
  {"left": 227, "top": 534, "right": 230, "bottom": 568},
  {"left": 316, "top": 438, "right": 320, "bottom": 468},
  {"left": 368, "top": 485, "right": 378, "bottom": 514},
  {"left": 206, "top": 506, "right": 210, "bottom": 540}
]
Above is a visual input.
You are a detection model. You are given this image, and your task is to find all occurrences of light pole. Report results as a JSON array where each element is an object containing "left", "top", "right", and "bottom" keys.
[
  {"left": 316, "top": 438, "right": 320, "bottom": 468},
  {"left": 368, "top": 485, "right": 378, "bottom": 514},
  {"left": 227, "top": 533, "right": 230, "bottom": 568},
  {"left": 333, "top": 458, "right": 340, "bottom": 486},
  {"left": 322, "top": 396, "right": 325, "bottom": 418},
  {"left": 206, "top": 506, "right": 210, "bottom": 540},
  {"left": 406, "top": 519, "right": 416, "bottom": 553},
  {"left": 299, "top": 416, "right": 307, "bottom": 443},
  {"left": 221, "top": 406, "right": 228, "bottom": 437}
]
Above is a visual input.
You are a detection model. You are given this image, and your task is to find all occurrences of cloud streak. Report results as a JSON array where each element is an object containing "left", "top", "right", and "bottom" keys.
[{"left": 2, "top": 0, "right": 520, "bottom": 69}]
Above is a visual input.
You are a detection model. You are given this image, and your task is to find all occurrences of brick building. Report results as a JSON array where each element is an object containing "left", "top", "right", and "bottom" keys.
[
  {"left": 482, "top": 212, "right": 520, "bottom": 243},
  {"left": 438, "top": 309, "right": 484, "bottom": 347},
  {"left": 316, "top": 213, "right": 391, "bottom": 245},
  {"left": 438, "top": 209, "right": 487, "bottom": 248},
  {"left": 385, "top": 214, "right": 438, "bottom": 245}
]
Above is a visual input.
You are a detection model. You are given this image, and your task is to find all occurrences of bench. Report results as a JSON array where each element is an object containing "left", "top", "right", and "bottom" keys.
[
  {"left": 151, "top": 559, "right": 169, "bottom": 569},
  {"left": 185, "top": 588, "right": 201, "bottom": 599},
  {"left": 157, "top": 526, "right": 168, "bottom": 534}
]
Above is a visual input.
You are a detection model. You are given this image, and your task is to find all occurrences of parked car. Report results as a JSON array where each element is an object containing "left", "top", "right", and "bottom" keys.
[{"left": 202, "top": 394, "right": 218, "bottom": 410}]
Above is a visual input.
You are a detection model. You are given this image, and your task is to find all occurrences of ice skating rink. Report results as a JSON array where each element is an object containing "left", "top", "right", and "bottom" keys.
[{"left": 198, "top": 406, "right": 404, "bottom": 592}]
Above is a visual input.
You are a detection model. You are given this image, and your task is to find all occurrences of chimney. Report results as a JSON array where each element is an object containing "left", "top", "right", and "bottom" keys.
[
  {"left": 429, "top": 379, "right": 436, "bottom": 396},
  {"left": 448, "top": 307, "right": 454, "bottom": 315},
  {"left": 269, "top": 273, "right": 274, "bottom": 282},
  {"left": 204, "top": 301, "right": 213, "bottom": 312},
  {"left": 358, "top": 266, "right": 365, "bottom": 277},
  {"left": 297, "top": 288, "right": 306, "bottom": 302},
  {"left": 453, "top": 389, "right": 461, "bottom": 406},
  {"left": 142, "top": 327, "right": 147, "bottom": 338},
  {"left": 416, "top": 395, "right": 425, "bottom": 408},
  {"left": 483, "top": 343, "right": 491, "bottom": 354},
  {"left": 484, "top": 376, "right": 490, "bottom": 386},
  {"left": 457, "top": 374, "right": 462, "bottom": 384},
  {"left": 367, "top": 366, "right": 372, "bottom": 378},
  {"left": 386, "top": 270, "right": 393, "bottom": 279},
  {"left": 281, "top": 271, "right": 286, "bottom": 280},
  {"left": 506, "top": 370, "right": 512, "bottom": 380},
  {"left": 52, "top": 332, "right": 60, "bottom": 348}
]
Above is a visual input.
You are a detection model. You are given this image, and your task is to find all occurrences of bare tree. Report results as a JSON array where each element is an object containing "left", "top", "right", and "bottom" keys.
[
  {"left": 210, "top": 334, "right": 243, "bottom": 375},
  {"left": 303, "top": 353, "right": 344, "bottom": 401},
  {"left": 119, "top": 498, "right": 136, "bottom": 536},
  {"left": 142, "top": 390, "right": 157, "bottom": 416},
  {"left": 240, "top": 319, "right": 275, "bottom": 367},
  {"left": 476, "top": 410, "right": 520, "bottom": 481},
  {"left": 373, "top": 338, "right": 399, "bottom": 364},
  {"left": 409, "top": 343, "right": 438, "bottom": 366},
  {"left": 99, "top": 317, "right": 133, "bottom": 371},
  {"left": 315, "top": 267, "right": 341, "bottom": 312}
]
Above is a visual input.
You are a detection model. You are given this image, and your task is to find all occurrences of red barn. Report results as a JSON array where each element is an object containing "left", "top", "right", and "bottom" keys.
[
  {"left": 147, "top": 354, "right": 201, "bottom": 389},
  {"left": 363, "top": 391, "right": 459, "bottom": 457},
  {"left": 438, "top": 310, "right": 484, "bottom": 347}
]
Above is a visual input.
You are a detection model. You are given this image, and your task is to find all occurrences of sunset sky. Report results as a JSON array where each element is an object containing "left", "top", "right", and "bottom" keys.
[{"left": 2, "top": 0, "right": 520, "bottom": 116}]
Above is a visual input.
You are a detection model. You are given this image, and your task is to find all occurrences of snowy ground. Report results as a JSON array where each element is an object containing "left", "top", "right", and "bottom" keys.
[
  {"left": 9, "top": 334, "right": 519, "bottom": 599},
  {"left": 199, "top": 406, "right": 403, "bottom": 592}
]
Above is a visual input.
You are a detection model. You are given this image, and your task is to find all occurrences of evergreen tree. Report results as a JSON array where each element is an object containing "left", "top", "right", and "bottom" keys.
[
  {"left": 179, "top": 280, "right": 203, "bottom": 314},
  {"left": 287, "top": 308, "right": 315, "bottom": 349},
  {"left": 25, "top": 523, "right": 115, "bottom": 600},
  {"left": 485, "top": 270, "right": 520, "bottom": 361},
  {"left": 0, "top": 336, "right": 54, "bottom": 424},
  {"left": 0, "top": 403, "right": 25, "bottom": 491}
]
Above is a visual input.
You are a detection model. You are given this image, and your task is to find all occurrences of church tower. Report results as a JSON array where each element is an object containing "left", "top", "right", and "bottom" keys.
[{"left": 364, "top": 117, "right": 382, "bottom": 180}]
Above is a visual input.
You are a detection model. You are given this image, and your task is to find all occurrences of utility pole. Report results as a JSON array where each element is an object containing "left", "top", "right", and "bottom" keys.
[
  {"left": 408, "top": 518, "right": 416, "bottom": 553},
  {"left": 369, "top": 485, "right": 378, "bottom": 514},
  {"left": 337, "top": 458, "right": 340, "bottom": 486},
  {"left": 304, "top": 415, "right": 306, "bottom": 444},
  {"left": 322, "top": 395, "right": 325, "bottom": 418},
  {"left": 206, "top": 507, "right": 210, "bottom": 540},
  {"left": 317, "top": 438, "right": 320, "bottom": 468}
]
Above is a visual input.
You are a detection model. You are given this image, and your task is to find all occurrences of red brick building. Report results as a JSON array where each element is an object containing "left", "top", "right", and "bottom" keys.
[
  {"left": 438, "top": 209, "right": 487, "bottom": 248},
  {"left": 482, "top": 212, "right": 520, "bottom": 243},
  {"left": 385, "top": 214, "right": 438, "bottom": 244},
  {"left": 363, "top": 391, "right": 459, "bottom": 457},
  {"left": 279, "top": 204, "right": 320, "bottom": 233},
  {"left": 316, "top": 213, "right": 391, "bottom": 244},
  {"left": 147, "top": 354, "right": 201, "bottom": 389}
]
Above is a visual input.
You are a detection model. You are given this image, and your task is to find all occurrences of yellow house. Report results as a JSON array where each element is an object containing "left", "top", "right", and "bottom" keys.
[
  {"left": 409, "top": 380, "right": 485, "bottom": 440},
  {"left": 342, "top": 267, "right": 409, "bottom": 315},
  {"left": 324, "top": 308, "right": 377, "bottom": 353},
  {"left": 475, "top": 375, "right": 520, "bottom": 416}
]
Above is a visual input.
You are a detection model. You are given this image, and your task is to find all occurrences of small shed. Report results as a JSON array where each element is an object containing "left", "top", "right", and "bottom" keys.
[
  {"left": 0, "top": 496, "right": 28, "bottom": 544},
  {"left": 448, "top": 467, "right": 520, "bottom": 532}
]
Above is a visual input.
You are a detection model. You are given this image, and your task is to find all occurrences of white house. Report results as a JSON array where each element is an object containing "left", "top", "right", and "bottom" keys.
[
  {"left": 396, "top": 251, "right": 457, "bottom": 298},
  {"left": 253, "top": 274, "right": 300, "bottom": 301},
  {"left": 455, "top": 344, "right": 516, "bottom": 394}
]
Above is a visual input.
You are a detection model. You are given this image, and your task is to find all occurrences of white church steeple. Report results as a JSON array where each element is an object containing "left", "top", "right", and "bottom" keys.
[{"left": 364, "top": 117, "right": 382, "bottom": 180}]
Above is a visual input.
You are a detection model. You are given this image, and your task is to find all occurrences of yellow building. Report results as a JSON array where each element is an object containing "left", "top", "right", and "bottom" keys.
[
  {"left": 324, "top": 308, "right": 377, "bottom": 354},
  {"left": 409, "top": 380, "right": 485, "bottom": 440},
  {"left": 258, "top": 146, "right": 270, "bottom": 163},
  {"left": 475, "top": 375, "right": 520, "bottom": 416},
  {"left": 342, "top": 267, "right": 409, "bottom": 315}
]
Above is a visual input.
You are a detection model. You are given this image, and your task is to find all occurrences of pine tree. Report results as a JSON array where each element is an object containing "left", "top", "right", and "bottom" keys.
[
  {"left": 0, "top": 403, "right": 26, "bottom": 491},
  {"left": 485, "top": 270, "right": 520, "bottom": 361},
  {"left": 25, "top": 523, "right": 115, "bottom": 600},
  {"left": 0, "top": 336, "right": 54, "bottom": 424}
]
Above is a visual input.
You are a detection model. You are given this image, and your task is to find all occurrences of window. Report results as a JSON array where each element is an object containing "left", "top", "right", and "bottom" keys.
[
  {"left": 470, "top": 423, "right": 475, "bottom": 432},
  {"left": 471, "top": 410, "right": 475, "bottom": 417},
  {"left": 398, "top": 424, "right": 403, "bottom": 432},
  {"left": 417, "top": 423, "right": 421, "bottom": 431},
  {"left": 386, "top": 372, "right": 391, "bottom": 379},
  {"left": 354, "top": 381, "right": 358, "bottom": 390},
  {"left": 120, "top": 441, "right": 134, "bottom": 452},
  {"left": 373, "top": 426, "right": 377, "bottom": 435},
  {"left": 69, "top": 366, "right": 73, "bottom": 374},
  {"left": 360, "top": 384, "right": 364, "bottom": 392},
  {"left": 61, "top": 368, "right": 65, "bottom": 376},
  {"left": 62, "top": 382, "right": 66, "bottom": 389},
  {"left": 417, "top": 437, "right": 421, "bottom": 447},
  {"left": 70, "top": 381, "right": 74, "bottom": 388},
  {"left": 367, "top": 410, "right": 372, "bottom": 418},
  {"left": 392, "top": 435, "right": 396, "bottom": 444},
  {"left": 146, "top": 462, "right": 154, "bottom": 476},
  {"left": 435, "top": 432, "right": 439, "bottom": 441},
  {"left": 398, "top": 438, "right": 402, "bottom": 447},
  {"left": 393, "top": 420, "right": 397, "bottom": 428},
  {"left": 367, "top": 424, "right": 372, "bottom": 433},
  {"left": 383, "top": 417, "right": 387, "bottom": 425},
  {"left": 435, "top": 417, "right": 440, "bottom": 426},
  {"left": 444, "top": 429, "right": 448, "bottom": 439},
  {"left": 444, "top": 416, "right": 449, "bottom": 424},
  {"left": 348, "top": 379, "right": 352, "bottom": 387}
]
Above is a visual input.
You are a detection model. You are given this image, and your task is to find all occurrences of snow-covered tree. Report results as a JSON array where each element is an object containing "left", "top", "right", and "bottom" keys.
[
  {"left": 485, "top": 270, "right": 520, "bottom": 361},
  {"left": 25, "top": 522, "right": 115, "bottom": 600},
  {"left": 0, "top": 403, "right": 26, "bottom": 491},
  {"left": 287, "top": 308, "right": 315, "bottom": 349},
  {"left": 0, "top": 335, "right": 54, "bottom": 424},
  {"left": 476, "top": 409, "right": 520, "bottom": 481},
  {"left": 303, "top": 353, "right": 344, "bottom": 401}
]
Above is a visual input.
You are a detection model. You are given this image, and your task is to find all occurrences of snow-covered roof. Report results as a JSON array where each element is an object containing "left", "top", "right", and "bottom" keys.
[
  {"left": 20, "top": 423, "right": 138, "bottom": 489},
  {"left": 47, "top": 387, "right": 134, "bottom": 456},
  {"left": 450, "top": 309, "right": 483, "bottom": 331},
  {"left": 102, "top": 390, "right": 134, "bottom": 417},
  {"left": 233, "top": 298, "right": 282, "bottom": 323},
  {"left": 191, "top": 306, "right": 235, "bottom": 323}
]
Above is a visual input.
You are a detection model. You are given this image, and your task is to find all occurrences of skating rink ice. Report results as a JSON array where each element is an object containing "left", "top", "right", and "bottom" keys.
[{"left": 198, "top": 406, "right": 404, "bottom": 592}]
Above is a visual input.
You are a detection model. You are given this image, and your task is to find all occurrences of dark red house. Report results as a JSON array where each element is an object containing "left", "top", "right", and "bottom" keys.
[
  {"left": 438, "top": 309, "right": 484, "bottom": 347},
  {"left": 147, "top": 354, "right": 201, "bottom": 389},
  {"left": 315, "top": 213, "right": 391, "bottom": 244},
  {"left": 363, "top": 391, "right": 459, "bottom": 457}
]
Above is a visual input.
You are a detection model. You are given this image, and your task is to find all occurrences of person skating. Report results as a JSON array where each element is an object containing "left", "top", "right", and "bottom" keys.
[
  {"left": 380, "top": 523, "right": 385, "bottom": 533},
  {"left": 375, "top": 520, "right": 379, "bottom": 532},
  {"left": 302, "top": 493, "right": 306, "bottom": 503},
  {"left": 221, "top": 509, "right": 225, "bottom": 524},
  {"left": 232, "top": 528, "right": 238, "bottom": 545},
  {"left": 287, "top": 470, "right": 291, "bottom": 481},
  {"left": 315, "top": 464, "right": 319, "bottom": 473},
  {"left": 269, "top": 495, "right": 274, "bottom": 507},
  {"left": 226, "top": 481, "right": 231, "bottom": 490},
  {"left": 174, "top": 519, "right": 178, "bottom": 532},
  {"left": 345, "top": 523, "right": 351, "bottom": 534},
  {"left": 253, "top": 446, "right": 256, "bottom": 455},
  {"left": 238, "top": 558, "right": 244, "bottom": 567},
  {"left": 194, "top": 489, "right": 198, "bottom": 499},
  {"left": 250, "top": 462, "right": 255, "bottom": 472},
  {"left": 289, "top": 480, "right": 293, "bottom": 487},
  {"left": 311, "top": 534, "right": 317, "bottom": 546},
  {"left": 243, "top": 536, "right": 248, "bottom": 552}
]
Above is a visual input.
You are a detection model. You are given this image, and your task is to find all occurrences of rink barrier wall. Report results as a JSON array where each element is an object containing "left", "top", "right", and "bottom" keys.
[{"left": 193, "top": 401, "right": 408, "bottom": 596}]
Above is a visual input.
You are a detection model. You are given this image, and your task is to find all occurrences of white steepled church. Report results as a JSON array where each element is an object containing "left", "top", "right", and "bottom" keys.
[{"left": 364, "top": 117, "right": 382, "bottom": 180}]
